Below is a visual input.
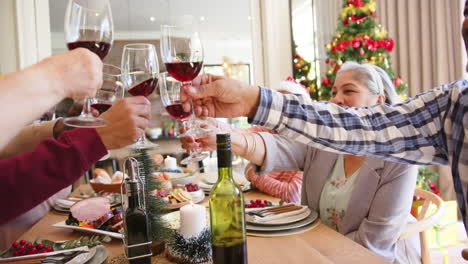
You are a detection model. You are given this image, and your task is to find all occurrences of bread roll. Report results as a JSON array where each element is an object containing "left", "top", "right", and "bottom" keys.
[
  {"left": 111, "top": 171, "right": 124, "bottom": 183},
  {"left": 94, "top": 168, "right": 111, "bottom": 181}
]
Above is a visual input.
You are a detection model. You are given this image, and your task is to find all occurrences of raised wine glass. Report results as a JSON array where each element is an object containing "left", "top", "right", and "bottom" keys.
[
  {"left": 91, "top": 64, "right": 124, "bottom": 115},
  {"left": 64, "top": 0, "right": 113, "bottom": 128},
  {"left": 159, "top": 72, "right": 208, "bottom": 165},
  {"left": 92, "top": 64, "right": 124, "bottom": 161},
  {"left": 121, "top": 43, "right": 159, "bottom": 150},
  {"left": 160, "top": 17, "right": 207, "bottom": 138}
]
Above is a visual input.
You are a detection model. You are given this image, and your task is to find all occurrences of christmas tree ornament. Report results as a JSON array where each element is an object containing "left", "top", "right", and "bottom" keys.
[{"left": 318, "top": 0, "right": 407, "bottom": 98}]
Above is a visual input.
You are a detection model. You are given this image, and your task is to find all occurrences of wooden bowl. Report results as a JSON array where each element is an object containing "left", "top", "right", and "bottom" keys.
[{"left": 90, "top": 182, "right": 125, "bottom": 194}]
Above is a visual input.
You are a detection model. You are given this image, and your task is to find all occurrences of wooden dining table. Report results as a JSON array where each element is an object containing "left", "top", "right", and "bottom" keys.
[{"left": 19, "top": 185, "right": 387, "bottom": 264}]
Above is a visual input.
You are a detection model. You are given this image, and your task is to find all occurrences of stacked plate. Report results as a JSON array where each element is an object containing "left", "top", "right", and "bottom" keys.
[
  {"left": 198, "top": 172, "right": 251, "bottom": 195},
  {"left": 245, "top": 206, "right": 319, "bottom": 237}
]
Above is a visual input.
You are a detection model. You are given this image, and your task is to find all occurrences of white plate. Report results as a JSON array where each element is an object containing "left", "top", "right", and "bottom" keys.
[
  {"left": 247, "top": 220, "right": 320, "bottom": 237},
  {"left": 0, "top": 246, "right": 90, "bottom": 263},
  {"left": 246, "top": 210, "right": 318, "bottom": 231},
  {"left": 246, "top": 208, "right": 312, "bottom": 226},
  {"left": 52, "top": 221, "right": 123, "bottom": 239}
]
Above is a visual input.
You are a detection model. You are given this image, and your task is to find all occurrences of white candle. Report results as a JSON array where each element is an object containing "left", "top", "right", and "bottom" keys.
[
  {"left": 179, "top": 202, "right": 207, "bottom": 239},
  {"left": 164, "top": 155, "right": 177, "bottom": 170}
]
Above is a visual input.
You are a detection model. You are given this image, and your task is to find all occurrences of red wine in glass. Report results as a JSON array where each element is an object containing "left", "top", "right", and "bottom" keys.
[
  {"left": 165, "top": 103, "right": 191, "bottom": 120},
  {"left": 165, "top": 62, "right": 203, "bottom": 82},
  {"left": 128, "top": 78, "right": 158, "bottom": 97},
  {"left": 67, "top": 41, "right": 111, "bottom": 60},
  {"left": 91, "top": 103, "right": 112, "bottom": 114}
]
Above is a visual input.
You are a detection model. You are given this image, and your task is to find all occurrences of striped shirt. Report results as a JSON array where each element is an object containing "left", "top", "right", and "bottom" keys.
[
  {"left": 245, "top": 164, "right": 303, "bottom": 204},
  {"left": 251, "top": 80, "right": 468, "bottom": 230}
]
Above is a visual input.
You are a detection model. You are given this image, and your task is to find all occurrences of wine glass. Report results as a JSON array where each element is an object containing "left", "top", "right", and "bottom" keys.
[
  {"left": 160, "top": 17, "right": 206, "bottom": 137},
  {"left": 92, "top": 64, "right": 124, "bottom": 161},
  {"left": 64, "top": 0, "right": 113, "bottom": 128},
  {"left": 121, "top": 43, "right": 159, "bottom": 150},
  {"left": 159, "top": 72, "right": 208, "bottom": 165},
  {"left": 91, "top": 64, "right": 124, "bottom": 115}
]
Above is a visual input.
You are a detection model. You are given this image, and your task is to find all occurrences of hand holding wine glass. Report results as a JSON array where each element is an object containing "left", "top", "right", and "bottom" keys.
[
  {"left": 63, "top": 0, "right": 113, "bottom": 128},
  {"left": 160, "top": 72, "right": 208, "bottom": 165},
  {"left": 160, "top": 17, "right": 207, "bottom": 138},
  {"left": 121, "top": 43, "right": 159, "bottom": 150}
]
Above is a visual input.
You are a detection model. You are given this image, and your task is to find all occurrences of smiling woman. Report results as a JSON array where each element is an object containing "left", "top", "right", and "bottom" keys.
[{"left": 332, "top": 61, "right": 400, "bottom": 108}]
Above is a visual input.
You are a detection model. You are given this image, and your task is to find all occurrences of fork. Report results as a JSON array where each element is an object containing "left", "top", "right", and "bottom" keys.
[{"left": 247, "top": 204, "right": 302, "bottom": 217}]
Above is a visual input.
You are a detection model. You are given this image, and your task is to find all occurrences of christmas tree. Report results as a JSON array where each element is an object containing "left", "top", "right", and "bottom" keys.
[
  {"left": 293, "top": 46, "right": 318, "bottom": 100},
  {"left": 133, "top": 149, "right": 171, "bottom": 251},
  {"left": 321, "top": 0, "right": 407, "bottom": 100}
]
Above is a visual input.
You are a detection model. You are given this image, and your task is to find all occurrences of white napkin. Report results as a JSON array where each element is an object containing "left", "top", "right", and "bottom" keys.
[{"left": 246, "top": 205, "right": 308, "bottom": 223}]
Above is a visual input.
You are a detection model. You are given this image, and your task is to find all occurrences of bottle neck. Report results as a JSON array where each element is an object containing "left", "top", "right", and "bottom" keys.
[
  {"left": 127, "top": 182, "right": 142, "bottom": 209},
  {"left": 217, "top": 147, "right": 232, "bottom": 181}
]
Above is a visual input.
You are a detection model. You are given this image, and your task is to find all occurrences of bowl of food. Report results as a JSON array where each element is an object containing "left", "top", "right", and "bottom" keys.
[{"left": 90, "top": 168, "right": 126, "bottom": 193}]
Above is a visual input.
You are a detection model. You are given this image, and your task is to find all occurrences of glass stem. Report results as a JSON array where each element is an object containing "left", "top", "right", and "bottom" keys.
[{"left": 81, "top": 98, "right": 94, "bottom": 118}]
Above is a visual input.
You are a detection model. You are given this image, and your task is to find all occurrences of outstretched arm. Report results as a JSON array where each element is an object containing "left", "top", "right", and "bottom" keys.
[
  {"left": 0, "top": 49, "right": 102, "bottom": 149},
  {"left": 251, "top": 82, "right": 459, "bottom": 166}
]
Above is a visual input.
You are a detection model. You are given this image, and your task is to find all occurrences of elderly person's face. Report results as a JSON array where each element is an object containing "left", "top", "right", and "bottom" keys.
[{"left": 330, "top": 71, "right": 386, "bottom": 108}]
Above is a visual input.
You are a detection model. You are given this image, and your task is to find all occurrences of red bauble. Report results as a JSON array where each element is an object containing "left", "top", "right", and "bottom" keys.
[
  {"left": 354, "top": 0, "right": 364, "bottom": 7},
  {"left": 295, "top": 63, "right": 301, "bottom": 69},
  {"left": 325, "top": 59, "right": 330, "bottom": 64},
  {"left": 394, "top": 77, "right": 402, "bottom": 87},
  {"left": 385, "top": 39, "right": 395, "bottom": 51},
  {"left": 352, "top": 40, "right": 360, "bottom": 48},
  {"left": 322, "top": 78, "right": 330, "bottom": 85},
  {"left": 359, "top": 48, "right": 365, "bottom": 56}
]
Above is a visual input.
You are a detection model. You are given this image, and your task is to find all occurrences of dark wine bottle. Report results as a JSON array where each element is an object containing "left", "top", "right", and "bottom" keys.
[
  {"left": 210, "top": 134, "right": 248, "bottom": 264},
  {"left": 124, "top": 159, "right": 152, "bottom": 264}
]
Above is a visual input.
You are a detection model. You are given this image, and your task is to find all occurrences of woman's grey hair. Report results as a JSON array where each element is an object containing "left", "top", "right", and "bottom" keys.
[{"left": 337, "top": 61, "right": 400, "bottom": 104}]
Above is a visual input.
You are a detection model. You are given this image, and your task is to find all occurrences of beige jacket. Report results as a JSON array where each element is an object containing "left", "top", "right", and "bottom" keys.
[{"left": 257, "top": 132, "right": 421, "bottom": 264}]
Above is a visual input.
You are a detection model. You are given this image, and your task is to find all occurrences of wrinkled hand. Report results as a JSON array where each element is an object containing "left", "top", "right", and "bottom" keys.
[
  {"left": 96, "top": 96, "right": 151, "bottom": 149},
  {"left": 40, "top": 48, "right": 103, "bottom": 99},
  {"left": 181, "top": 74, "right": 261, "bottom": 118}
]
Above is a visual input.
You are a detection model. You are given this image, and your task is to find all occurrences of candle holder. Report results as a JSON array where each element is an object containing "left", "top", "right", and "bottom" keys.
[{"left": 166, "top": 228, "right": 212, "bottom": 264}]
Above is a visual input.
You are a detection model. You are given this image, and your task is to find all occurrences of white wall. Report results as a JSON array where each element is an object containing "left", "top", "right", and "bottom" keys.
[
  {"left": 0, "top": 0, "right": 52, "bottom": 73},
  {"left": 258, "top": 0, "right": 293, "bottom": 89},
  {"left": 0, "top": 0, "right": 19, "bottom": 73},
  {"left": 51, "top": 31, "right": 253, "bottom": 66}
]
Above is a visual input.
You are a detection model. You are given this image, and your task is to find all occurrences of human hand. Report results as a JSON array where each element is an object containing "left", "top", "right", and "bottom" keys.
[
  {"left": 181, "top": 74, "right": 261, "bottom": 118},
  {"left": 179, "top": 121, "right": 221, "bottom": 152},
  {"left": 96, "top": 96, "right": 151, "bottom": 149},
  {"left": 40, "top": 48, "right": 103, "bottom": 99}
]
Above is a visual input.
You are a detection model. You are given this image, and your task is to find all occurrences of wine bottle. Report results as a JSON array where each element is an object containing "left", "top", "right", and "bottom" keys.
[
  {"left": 124, "top": 159, "right": 152, "bottom": 264},
  {"left": 210, "top": 134, "right": 248, "bottom": 264}
]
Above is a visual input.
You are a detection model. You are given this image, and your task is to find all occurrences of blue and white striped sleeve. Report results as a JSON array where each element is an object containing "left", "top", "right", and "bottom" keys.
[{"left": 250, "top": 85, "right": 452, "bottom": 166}]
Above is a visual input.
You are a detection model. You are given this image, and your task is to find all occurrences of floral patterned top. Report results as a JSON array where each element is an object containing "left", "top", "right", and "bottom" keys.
[{"left": 319, "top": 155, "right": 360, "bottom": 232}]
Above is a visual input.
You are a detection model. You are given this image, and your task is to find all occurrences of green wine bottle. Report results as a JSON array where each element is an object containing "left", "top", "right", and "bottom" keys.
[{"left": 210, "top": 134, "right": 248, "bottom": 264}]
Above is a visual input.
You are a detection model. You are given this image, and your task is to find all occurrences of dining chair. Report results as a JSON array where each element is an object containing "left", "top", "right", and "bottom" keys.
[{"left": 399, "top": 188, "right": 446, "bottom": 264}]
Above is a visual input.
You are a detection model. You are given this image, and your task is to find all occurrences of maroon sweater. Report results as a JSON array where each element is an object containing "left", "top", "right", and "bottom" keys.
[{"left": 0, "top": 128, "right": 106, "bottom": 225}]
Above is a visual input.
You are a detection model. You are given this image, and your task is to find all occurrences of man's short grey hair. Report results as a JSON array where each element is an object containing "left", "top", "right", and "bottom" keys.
[{"left": 337, "top": 61, "right": 400, "bottom": 104}]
